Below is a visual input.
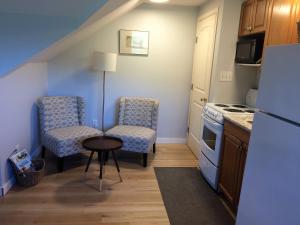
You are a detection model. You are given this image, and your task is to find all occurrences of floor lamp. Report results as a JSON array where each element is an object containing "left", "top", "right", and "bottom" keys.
[{"left": 92, "top": 52, "right": 117, "bottom": 132}]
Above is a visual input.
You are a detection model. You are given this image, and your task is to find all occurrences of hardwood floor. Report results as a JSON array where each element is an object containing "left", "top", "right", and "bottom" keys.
[{"left": 0, "top": 144, "right": 198, "bottom": 225}]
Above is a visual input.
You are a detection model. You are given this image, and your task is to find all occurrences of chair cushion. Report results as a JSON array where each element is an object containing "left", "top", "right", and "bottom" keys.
[
  {"left": 106, "top": 125, "right": 156, "bottom": 153},
  {"left": 43, "top": 126, "right": 102, "bottom": 157}
]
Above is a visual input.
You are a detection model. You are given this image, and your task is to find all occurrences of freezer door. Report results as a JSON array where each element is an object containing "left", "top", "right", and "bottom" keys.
[
  {"left": 236, "top": 112, "right": 300, "bottom": 225},
  {"left": 257, "top": 45, "right": 300, "bottom": 124}
]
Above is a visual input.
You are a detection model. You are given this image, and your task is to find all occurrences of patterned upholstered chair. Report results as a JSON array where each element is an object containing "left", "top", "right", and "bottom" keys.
[
  {"left": 106, "top": 97, "right": 159, "bottom": 167},
  {"left": 38, "top": 96, "right": 102, "bottom": 172}
]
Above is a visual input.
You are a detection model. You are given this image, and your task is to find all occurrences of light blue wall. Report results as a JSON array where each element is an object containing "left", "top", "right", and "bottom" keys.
[
  {"left": 0, "top": 0, "right": 109, "bottom": 194},
  {"left": 0, "top": 0, "right": 107, "bottom": 76},
  {"left": 0, "top": 63, "right": 48, "bottom": 194},
  {"left": 48, "top": 4, "right": 198, "bottom": 140}
]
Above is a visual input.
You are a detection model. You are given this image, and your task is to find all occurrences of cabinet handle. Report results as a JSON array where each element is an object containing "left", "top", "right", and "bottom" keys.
[{"left": 201, "top": 98, "right": 208, "bottom": 102}]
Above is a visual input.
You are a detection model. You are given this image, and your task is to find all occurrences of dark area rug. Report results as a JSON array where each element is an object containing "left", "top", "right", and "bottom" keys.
[{"left": 154, "top": 167, "right": 234, "bottom": 225}]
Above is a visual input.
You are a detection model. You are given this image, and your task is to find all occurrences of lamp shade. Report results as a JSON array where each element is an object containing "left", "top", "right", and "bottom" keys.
[{"left": 92, "top": 52, "right": 117, "bottom": 72}]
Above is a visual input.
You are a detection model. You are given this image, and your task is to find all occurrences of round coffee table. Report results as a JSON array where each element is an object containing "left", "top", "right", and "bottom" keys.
[{"left": 82, "top": 136, "right": 123, "bottom": 192}]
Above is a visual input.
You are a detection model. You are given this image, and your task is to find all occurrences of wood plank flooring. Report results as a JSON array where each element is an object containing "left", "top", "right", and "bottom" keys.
[{"left": 0, "top": 144, "right": 198, "bottom": 225}]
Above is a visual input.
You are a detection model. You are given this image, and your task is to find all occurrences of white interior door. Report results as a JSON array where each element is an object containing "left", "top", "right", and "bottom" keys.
[{"left": 187, "top": 10, "right": 218, "bottom": 159}]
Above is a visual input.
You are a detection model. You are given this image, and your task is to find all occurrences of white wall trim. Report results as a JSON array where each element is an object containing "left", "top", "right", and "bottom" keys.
[
  {"left": 1, "top": 176, "right": 15, "bottom": 197},
  {"left": 157, "top": 138, "right": 187, "bottom": 144},
  {"left": 0, "top": 146, "right": 41, "bottom": 197}
]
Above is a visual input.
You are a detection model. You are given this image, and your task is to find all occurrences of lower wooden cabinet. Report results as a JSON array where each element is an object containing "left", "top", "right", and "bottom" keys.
[
  {"left": 218, "top": 120, "right": 250, "bottom": 213},
  {"left": 235, "top": 143, "right": 248, "bottom": 205}
]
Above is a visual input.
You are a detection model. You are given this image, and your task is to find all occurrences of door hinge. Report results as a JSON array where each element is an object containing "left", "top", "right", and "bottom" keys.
[
  {"left": 191, "top": 84, "right": 194, "bottom": 90},
  {"left": 187, "top": 126, "right": 190, "bottom": 133},
  {"left": 195, "top": 36, "right": 198, "bottom": 44}
]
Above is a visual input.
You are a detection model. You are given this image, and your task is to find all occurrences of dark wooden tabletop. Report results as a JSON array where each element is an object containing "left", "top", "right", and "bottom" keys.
[{"left": 82, "top": 136, "right": 123, "bottom": 152}]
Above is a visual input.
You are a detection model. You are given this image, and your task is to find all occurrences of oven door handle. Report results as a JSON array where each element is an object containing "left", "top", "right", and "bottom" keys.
[{"left": 202, "top": 114, "right": 223, "bottom": 130}]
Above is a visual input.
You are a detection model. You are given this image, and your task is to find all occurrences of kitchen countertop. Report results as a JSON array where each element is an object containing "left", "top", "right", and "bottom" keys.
[{"left": 224, "top": 114, "right": 254, "bottom": 132}]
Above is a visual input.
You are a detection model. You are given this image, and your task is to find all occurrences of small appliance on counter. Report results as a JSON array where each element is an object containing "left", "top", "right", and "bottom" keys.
[{"left": 245, "top": 88, "right": 258, "bottom": 108}]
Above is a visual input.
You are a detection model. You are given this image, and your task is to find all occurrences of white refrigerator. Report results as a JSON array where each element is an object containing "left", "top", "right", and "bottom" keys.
[{"left": 236, "top": 45, "right": 300, "bottom": 225}]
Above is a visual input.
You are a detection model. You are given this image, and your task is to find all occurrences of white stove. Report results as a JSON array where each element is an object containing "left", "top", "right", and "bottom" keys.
[
  {"left": 204, "top": 103, "right": 256, "bottom": 124},
  {"left": 200, "top": 102, "right": 256, "bottom": 190}
]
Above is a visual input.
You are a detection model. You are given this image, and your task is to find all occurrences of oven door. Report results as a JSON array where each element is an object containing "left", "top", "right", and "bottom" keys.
[{"left": 201, "top": 114, "right": 224, "bottom": 166}]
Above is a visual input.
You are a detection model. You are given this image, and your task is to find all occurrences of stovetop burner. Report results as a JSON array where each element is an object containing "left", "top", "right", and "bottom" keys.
[
  {"left": 224, "top": 108, "right": 244, "bottom": 113},
  {"left": 232, "top": 104, "right": 247, "bottom": 108},
  {"left": 214, "top": 104, "right": 229, "bottom": 108}
]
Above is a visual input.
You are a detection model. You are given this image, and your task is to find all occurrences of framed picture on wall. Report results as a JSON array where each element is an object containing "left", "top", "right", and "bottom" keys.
[{"left": 119, "top": 29, "right": 149, "bottom": 55}]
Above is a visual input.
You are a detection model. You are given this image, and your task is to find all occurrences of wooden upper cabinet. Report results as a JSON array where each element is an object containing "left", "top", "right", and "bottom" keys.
[
  {"left": 239, "top": 0, "right": 269, "bottom": 36},
  {"left": 264, "top": 0, "right": 295, "bottom": 46},
  {"left": 289, "top": 0, "right": 300, "bottom": 43},
  {"left": 252, "top": 0, "right": 270, "bottom": 33},
  {"left": 239, "top": 0, "right": 254, "bottom": 36}
]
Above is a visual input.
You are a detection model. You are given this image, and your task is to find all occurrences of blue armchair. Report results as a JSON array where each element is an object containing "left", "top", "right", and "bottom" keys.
[{"left": 37, "top": 96, "right": 102, "bottom": 172}]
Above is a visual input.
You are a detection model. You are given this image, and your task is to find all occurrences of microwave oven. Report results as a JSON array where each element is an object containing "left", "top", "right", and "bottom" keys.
[{"left": 235, "top": 38, "right": 264, "bottom": 64}]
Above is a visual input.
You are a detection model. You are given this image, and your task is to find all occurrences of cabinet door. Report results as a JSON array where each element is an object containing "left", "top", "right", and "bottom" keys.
[
  {"left": 289, "top": 0, "right": 300, "bottom": 43},
  {"left": 239, "top": 0, "right": 255, "bottom": 36},
  {"left": 252, "top": 0, "right": 269, "bottom": 33},
  {"left": 235, "top": 143, "right": 248, "bottom": 207},
  {"left": 219, "top": 132, "right": 242, "bottom": 209},
  {"left": 265, "top": 0, "right": 295, "bottom": 46}
]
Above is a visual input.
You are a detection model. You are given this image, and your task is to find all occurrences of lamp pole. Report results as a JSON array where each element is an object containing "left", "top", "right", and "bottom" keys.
[{"left": 101, "top": 71, "right": 106, "bottom": 133}]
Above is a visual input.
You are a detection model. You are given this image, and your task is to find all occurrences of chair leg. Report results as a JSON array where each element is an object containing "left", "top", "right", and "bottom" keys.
[
  {"left": 142, "top": 153, "right": 148, "bottom": 167},
  {"left": 57, "top": 157, "right": 64, "bottom": 172},
  {"left": 41, "top": 146, "right": 46, "bottom": 159},
  {"left": 153, "top": 143, "right": 156, "bottom": 154}
]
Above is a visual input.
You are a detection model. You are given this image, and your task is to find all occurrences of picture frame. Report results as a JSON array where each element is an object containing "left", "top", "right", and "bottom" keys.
[{"left": 119, "top": 29, "right": 149, "bottom": 55}]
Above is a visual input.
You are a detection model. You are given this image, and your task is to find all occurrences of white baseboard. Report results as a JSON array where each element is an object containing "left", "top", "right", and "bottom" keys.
[
  {"left": 1, "top": 146, "right": 41, "bottom": 197},
  {"left": 156, "top": 138, "right": 187, "bottom": 144},
  {"left": 1, "top": 176, "right": 15, "bottom": 197}
]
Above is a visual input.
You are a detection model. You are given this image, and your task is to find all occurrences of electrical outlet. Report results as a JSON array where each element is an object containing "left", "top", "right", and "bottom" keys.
[
  {"left": 92, "top": 119, "right": 98, "bottom": 128},
  {"left": 220, "top": 71, "right": 233, "bottom": 82}
]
